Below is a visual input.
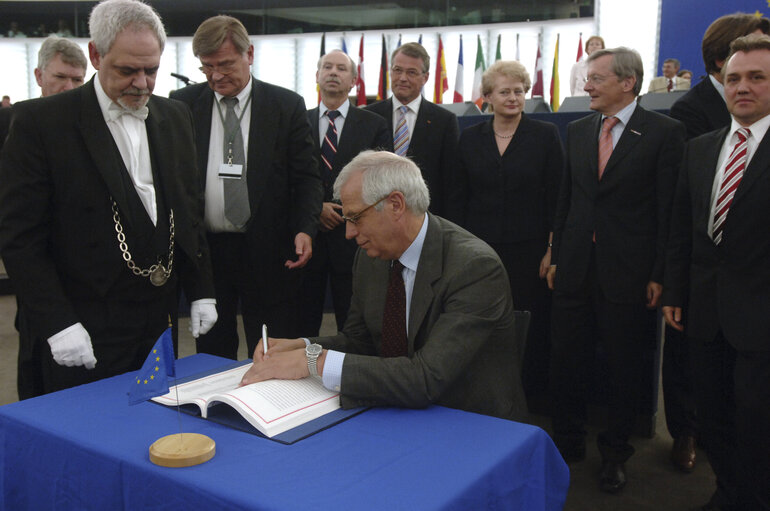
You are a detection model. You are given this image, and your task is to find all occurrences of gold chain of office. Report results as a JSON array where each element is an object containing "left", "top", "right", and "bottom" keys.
[{"left": 111, "top": 200, "right": 175, "bottom": 287}]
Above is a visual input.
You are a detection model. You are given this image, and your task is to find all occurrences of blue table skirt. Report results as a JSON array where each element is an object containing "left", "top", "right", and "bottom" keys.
[{"left": 0, "top": 354, "right": 569, "bottom": 510}]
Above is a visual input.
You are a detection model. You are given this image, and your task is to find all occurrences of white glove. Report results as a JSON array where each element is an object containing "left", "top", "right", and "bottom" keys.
[
  {"left": 190, "top": 299, "right": 218, "bottom": 338},
  {"left": 47, "top": 322, "right": 97, "bottom": 369}
]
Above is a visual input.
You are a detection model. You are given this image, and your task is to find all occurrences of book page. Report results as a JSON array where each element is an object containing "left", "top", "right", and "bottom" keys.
[{"left": 152, "top": 364, "right": 250, "bottom": 410}]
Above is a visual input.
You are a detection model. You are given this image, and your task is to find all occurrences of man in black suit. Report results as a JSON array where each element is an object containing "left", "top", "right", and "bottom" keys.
[
  {"left": 671, "top": 13, "right": 769, "bottom": 140},
  {"left": 664, "top": 34, "right": 770, "bottom": 511},
  {"left": 298, "top": 50, "right": 390, "bottom": 336},
  {"left": 0, "top": 106, "right": 10, "bottom": 150},
  {"left": 365, "top": 42, "right": 459, "bottom": 218},
  {"left": 170, "top": 16, "right": 322, "bottom": 359},
  {"left": 665, "top": 11, "right": 769, "bottom": 474},
  {"left": 0, "top": 0, "right": 216, "bottom": 400},
  {"left": 547, "top": 47, "right": 685, "bottom": 493}
]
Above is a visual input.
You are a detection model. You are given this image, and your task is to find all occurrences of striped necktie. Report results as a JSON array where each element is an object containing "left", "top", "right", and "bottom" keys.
[
  {"left": 712, "top": 128, "right": 750, "bottom": 245},
  {"left": 320, "top": 110, "right": 340, "bottom": 192},
  {"left": 394, "top": 105, "right": 410, "bottom": 156}
]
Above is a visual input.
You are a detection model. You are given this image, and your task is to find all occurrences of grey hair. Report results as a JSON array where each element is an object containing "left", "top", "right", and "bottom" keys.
[
  {"left": 38, "top": 36, "right": 87, "bottom": 72},
  {"left": 317, "top": 49, "right": 357, "bottom": 81},
  {"left": 334, "top": 150, "right": 430, "bottom": 214},
  {"left": 588, "top": 47, "right": 644, "bottom": 96},
  {"left": 89, "top": 0, "right": 166, "bottom": 56}
]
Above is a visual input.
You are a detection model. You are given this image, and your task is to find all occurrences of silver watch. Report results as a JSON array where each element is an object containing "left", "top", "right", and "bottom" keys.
[{"left": 306, "top": 343, "right": 322, "bottom": 377}]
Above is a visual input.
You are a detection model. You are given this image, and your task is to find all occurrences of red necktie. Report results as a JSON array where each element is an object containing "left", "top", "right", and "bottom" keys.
[
  {"left": 381, "top": 261, "right": 407, "bottom": 357},
  {"left": 713, "top": 128, "right": 750, "bottom": 245},
  {"left": 667, "top": 78, "right": 673, "bottom": 92},
  {"left": 598, "top": 116, "right": 619, "bottom": 180}
]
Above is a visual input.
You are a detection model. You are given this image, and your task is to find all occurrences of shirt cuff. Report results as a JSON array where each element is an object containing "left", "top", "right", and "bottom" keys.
[{"left": 321, "top": 350, "right": 345, "bottom": 392}]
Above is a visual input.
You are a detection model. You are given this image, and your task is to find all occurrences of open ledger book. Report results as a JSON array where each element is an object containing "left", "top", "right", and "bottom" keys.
[{"left": 152, "top": 362, "right": 341, "bottom": 438}]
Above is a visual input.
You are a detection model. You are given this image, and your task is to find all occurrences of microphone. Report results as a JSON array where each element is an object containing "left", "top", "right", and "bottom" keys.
[{"left": 170, "top": 73, "right": 193, "bottom": 85}]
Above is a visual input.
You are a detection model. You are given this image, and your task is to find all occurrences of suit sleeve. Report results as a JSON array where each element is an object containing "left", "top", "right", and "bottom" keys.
[
  {"left": 0, "top": 103, "right": 79, "bottom": 339},
  {"left": 651, "top": 118, "right": 686, "bottom": 284},
  {"left": 286, "top": 95, "right": 323, "bottom": 238},
  {"left": 322, "top": 249, "right": 512, "bottom": 410},
  {"left": 372, "top": 115, "right": 391, "bottom": 152},
  {"left": 670, "top": 95, "right": 710, "bottom": 141},
  {"left": 438, "top": 113, "right": 461, "bottom": 220},
  {"left": 544, "top": 122, "right": 565, "bottom": 230},
  {"left": 551, "top": 123, "right": 574, "bottom": 266},
  {"left": 446, "top": 125, "right": 474, "bottom": 225},
  {"left": 662, "top": 143, "right": 694, "bottom": 307}
]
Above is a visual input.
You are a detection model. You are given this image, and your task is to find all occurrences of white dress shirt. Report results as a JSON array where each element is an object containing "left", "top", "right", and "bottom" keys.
[
  {"left": 94, "top": 77, "right": 156, "bottom": 225},
  {"left": 318, "top": 99, "right": 350, "bottom": 146},
  {"left": 319, "top": 213, "right": 429, "bottom": 392},
  {"left": 391, "top": 95, "right": 422, "bottom": 138},
  {"left": 204, "top": 78, "right": 253, "bottom": 232},
  {"left": 707, "top": 113, "right": 770, "bottom": 239}
]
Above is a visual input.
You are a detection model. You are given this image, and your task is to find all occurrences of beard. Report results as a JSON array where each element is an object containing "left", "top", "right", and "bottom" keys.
[{"left": 118, "top": 87, "right": 151, "bottom": 110}]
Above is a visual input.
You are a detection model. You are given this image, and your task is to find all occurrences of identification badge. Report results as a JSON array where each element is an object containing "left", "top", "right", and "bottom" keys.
[{"left": 219, "top": 163, "right": 244, "bottom": 179}]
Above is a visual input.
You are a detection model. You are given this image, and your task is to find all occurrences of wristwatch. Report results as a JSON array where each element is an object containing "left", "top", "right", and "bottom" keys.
[{"left": 306, "top": 343, "right": 322, "bottom": 377}]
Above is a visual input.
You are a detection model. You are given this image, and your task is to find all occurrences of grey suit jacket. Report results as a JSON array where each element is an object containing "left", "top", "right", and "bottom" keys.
[
  {"left": 647, "top": 76, "right": 690, "bottom": 93},
  {"left": 314, "top": 214, "right": 528, "bottom": 421}
]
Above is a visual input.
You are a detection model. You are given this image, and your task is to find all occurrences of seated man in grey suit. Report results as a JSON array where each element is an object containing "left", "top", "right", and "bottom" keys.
[{"left": 240, "top": 150, "right": 528, "bottom": 422}]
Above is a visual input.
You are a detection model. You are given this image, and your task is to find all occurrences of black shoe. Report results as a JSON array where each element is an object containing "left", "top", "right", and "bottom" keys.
[{"left": 599, "top": 460, "right": 626, "bottom": 494}]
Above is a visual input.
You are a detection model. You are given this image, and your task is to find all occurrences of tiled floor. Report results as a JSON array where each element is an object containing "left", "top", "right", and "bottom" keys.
[{"left": 0, "top": 292, "right": 715, "bottom": 510}]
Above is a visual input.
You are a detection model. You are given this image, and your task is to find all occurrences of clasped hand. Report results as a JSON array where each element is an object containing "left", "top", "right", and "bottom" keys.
[{"left": 239, "top": 337, "right": 308, "bottom": 386}]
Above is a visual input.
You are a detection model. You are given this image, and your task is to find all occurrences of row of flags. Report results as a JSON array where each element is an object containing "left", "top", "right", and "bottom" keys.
[{"left": 319, "top": 32, "right": 586, "bottom": 112}]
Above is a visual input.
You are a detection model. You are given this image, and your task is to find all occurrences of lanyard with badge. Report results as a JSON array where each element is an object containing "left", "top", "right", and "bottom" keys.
[{"left": 215, "top": 94, "right": 252, "bottom": 179}]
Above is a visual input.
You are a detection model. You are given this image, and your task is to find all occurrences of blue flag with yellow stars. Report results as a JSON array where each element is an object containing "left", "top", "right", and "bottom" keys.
[{"left": 128, "top": 328, "right": 176, "bottom": 405}]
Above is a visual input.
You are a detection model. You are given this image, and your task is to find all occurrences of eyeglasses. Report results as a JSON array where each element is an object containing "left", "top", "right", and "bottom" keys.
[
  {"left": 199, "top": 62, "right": 239, "bottom": 76},
  {"left": 585, "top": 73, "right": 618, "bottom": 85},
  {"left": 391, "top": 66, "right": 424, "bottom": 79},
  {"left": 341, "top": 195, "right": 389, "bottom": 225}
]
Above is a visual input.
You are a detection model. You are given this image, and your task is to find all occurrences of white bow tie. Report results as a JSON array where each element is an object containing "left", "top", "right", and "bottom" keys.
[{"left": 107, "top": 103, "right": 149, "bottom": 122}]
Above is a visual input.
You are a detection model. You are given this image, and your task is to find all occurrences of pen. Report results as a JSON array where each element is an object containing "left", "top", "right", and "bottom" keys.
[{"left": 262, "top": 323, "right": 268, "bottom": 355}]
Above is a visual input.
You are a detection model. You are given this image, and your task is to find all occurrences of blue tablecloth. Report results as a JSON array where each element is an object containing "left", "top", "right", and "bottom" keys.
[{"left": 0, "top": 354, "right": 569, "bottom": 510}]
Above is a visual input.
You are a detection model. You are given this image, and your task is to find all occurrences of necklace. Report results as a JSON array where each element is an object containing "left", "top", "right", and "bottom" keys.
[{"left": 494, "top": 130, "right": 515, "bottom": 139}]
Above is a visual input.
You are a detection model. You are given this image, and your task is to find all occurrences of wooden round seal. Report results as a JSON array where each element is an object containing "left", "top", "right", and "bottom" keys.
[{"left": 149, "top": 433, "right": 215, "bottom": 467}]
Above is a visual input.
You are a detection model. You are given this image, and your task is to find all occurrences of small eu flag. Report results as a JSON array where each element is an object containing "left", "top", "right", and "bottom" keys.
[{"left": 128, "top": 328, "right": 176, "bottom": 405}]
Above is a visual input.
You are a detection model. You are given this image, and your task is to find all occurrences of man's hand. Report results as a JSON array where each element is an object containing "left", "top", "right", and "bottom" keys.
[
  {"left": 646, "top": 281, "right": 663, "bottom": 309},
  {"left": 190, "top": 299, "right": 218, "bottom": 338},
  {"left": 285, "top": 232, "right": 313, "bottom": 269},
  {"left": 539, "top": 248, "right": 552, "bottom": 279},
  {"left": 239, "top": 338, "right": 311, "bottom": 386},
  {"left": 663, "top": 306, "right": 684, "bottom": 332},
  {"left": 47, "top": 322, "right": 97, "bottom": 369},
  {"left": 546, "top": 265, "right": 557, "bottom": 290},
  {"left": 319, "top": 202, "right": 344, "bottom": 231}
]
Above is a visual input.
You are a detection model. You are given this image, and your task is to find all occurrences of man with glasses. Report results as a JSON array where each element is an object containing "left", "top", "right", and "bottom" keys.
[
  {"left": 297, "top": 50, "right": 390, "bottom": 337},
  {"left": 365, "top": 42, "right": 460, "bottom": 219},
  {"left": 171, "top": 15, "right": 322, "bottom": 359},
  {"left": 239, "top": 150, "right": 528, "bottom": 422},
  {"left": 546, "top": 47, "right": 685, "bottom": 493}
]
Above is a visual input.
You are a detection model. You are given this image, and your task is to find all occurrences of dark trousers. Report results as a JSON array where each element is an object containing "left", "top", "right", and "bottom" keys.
[
  {"left": 489, "top": 239, "right": 552, "bottom": 399},
  {"left": 550, "top": 253, "right": 657, "bottom": 463},
  {"left": 196, "top": 233, "right": 297, "bottom": 360},
  {"left": 18, "top": 295, "right": 170, "bottom": 400},
  {"left": 296, "top": 226, "right": 355, "bottom": 337},
  {"left": 692, "top": 331, "right": 770, "bottom": 510},
  {"left": 662, "top": 321, "right": 697, "bottom": 439}
]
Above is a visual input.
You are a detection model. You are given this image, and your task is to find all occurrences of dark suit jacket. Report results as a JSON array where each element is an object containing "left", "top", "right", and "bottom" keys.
[
  {"left": 307, "top": 103, "right": 390, "bottom": 201},
  {"left": 314, "top": 214, "right": 528, "bottom": 421},
  {"left": 452, "top": 114, "right": 564, "bottom": 242},
  {"left": 551, "top": 105, "right": 686, "bottom": 304},
  {"left": 0, "top": 106, "right": 11, "bottom": 151},
  {"left": 0, "top": 79, "right": 214, "bottom": 343},
  {"left": 365, "top": 98, "right": 459, "bottom": 217},
  {"left": 170, "top": 80, "right": 322, "bottom": 303},
  {"left": 664, "top": 127, "right": 770, "bottom": 351},
  {"left": 670, "top": 77, "right": 730, "bottom": 140}
]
